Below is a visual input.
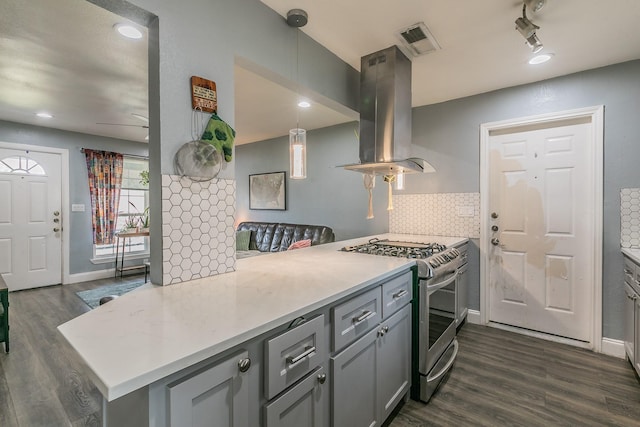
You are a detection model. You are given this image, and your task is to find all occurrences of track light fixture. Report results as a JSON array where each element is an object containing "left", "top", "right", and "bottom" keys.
[{"left": 515, "top": 3, "right": 544, "bottom": 52}]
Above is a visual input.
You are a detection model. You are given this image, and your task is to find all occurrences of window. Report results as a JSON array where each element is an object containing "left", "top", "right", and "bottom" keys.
[
  {"left": 0, "top": 156, "right": 46, "bottom": 175},
  {"left": 94, "top": 157, "right": 149, "bottom": 258}
]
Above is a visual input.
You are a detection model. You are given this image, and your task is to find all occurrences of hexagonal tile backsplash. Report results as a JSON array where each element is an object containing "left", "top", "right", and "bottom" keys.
[
  {"left": 389, "top": 193, "right": 480, "bottom": 238},
  {"left": 621, "top": 188, "right": 640, "bottom": 248},
  {"left": 162, "top": 174, "right": 236, "bottom": 285}
]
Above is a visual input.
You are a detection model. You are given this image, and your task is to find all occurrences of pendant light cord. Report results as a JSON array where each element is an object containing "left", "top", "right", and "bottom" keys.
[{"left": 295, "top": 27, "right": 300, "bottom": 131}]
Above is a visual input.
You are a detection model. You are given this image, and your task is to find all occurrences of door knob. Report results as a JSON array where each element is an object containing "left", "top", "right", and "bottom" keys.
[
  {"left": 491, "top": 225, "right": 499, "bottom": 232},
  {"left": 491, "top": 212, "right": 499, "bottom": 219},
  {"left": 53, "top": 218, "right": 60, "bottom": 223},
  {"left": 317, "top": 373, "right": 327, "bottom": 384},
  {"left": 53, "top": 228, "right": 60, "bottom": 232},
  {"left": 238, "top": 357, "right": 251, "bottom": 373},
  {"left": 491, "top": 237, "right": 500, "bottom": 246},
  {"left": 53, "top": 211, "right": 60, "bottom": 216}
]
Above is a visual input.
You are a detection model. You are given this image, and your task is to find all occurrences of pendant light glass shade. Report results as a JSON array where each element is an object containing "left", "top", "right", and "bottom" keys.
[{"left": 289, "top": 128, "right": 307, "bottom": 179}]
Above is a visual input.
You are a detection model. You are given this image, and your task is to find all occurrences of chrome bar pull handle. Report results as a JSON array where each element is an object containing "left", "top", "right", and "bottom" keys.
[
  {"left": 286, "top": 346, "right": 316, "bottom": 366},
  {"left": 353, "top": 310, "right": 374, "bottom": 324},
  {"left": 392, "top": 289, "right": 408, "bottom": 299}
]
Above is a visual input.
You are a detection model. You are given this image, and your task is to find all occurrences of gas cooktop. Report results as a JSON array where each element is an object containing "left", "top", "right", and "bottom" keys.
[{"left": 341, "top": 238, "right": 446, "bottom": 259}]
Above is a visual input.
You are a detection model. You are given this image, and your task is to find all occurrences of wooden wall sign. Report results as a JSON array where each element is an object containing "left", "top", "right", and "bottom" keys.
[{"left": 191, "top": 76, "right": 217, "bottom": 113}]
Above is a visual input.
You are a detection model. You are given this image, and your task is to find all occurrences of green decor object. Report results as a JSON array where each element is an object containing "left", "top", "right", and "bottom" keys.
[
  {"left": 236, "top": 230, "right": 251, "bottom": 251},
  {"left": 200, "top": 114, "right": 236, "bottom": 162}
]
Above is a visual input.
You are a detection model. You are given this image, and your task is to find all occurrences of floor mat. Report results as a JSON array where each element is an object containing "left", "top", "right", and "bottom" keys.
[{"left": 75, "top": 281, "right": 144, "bottom": 309}]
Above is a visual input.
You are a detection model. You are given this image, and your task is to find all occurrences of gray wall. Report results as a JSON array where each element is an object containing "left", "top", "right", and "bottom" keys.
[
  {"left": 0, "top": 120, "right": 148, "bottom": 274},
  {"left": 236, "top": 60, "right": 640, "bottom": 340},
  {"left": 406, "top": 60, "right": 640, "bottom": 340},
  {"left": 104, "top": 0, "right": 359, "bottom": 283},
  {"left": 236, "top": 123, "right": 388, "bottom": 240}
]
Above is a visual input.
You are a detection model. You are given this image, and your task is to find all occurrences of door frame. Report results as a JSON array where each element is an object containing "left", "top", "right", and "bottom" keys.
[
  {"left": 479, "top": 105, "right": 604, "bottom": 351},
  {"left": 0, "top": 141, "right": 70, "bottom": 285}
]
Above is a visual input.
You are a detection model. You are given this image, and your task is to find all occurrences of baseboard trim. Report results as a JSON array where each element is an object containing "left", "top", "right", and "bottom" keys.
[
  {"left": 467, "top": 309, "right": 481, "bottom": 325},
  {"left": 66, "top": 269, "right": 115, "bottom": 285},
  {"left": 601, "top": 337, "right": 625, "bottom": 359}
]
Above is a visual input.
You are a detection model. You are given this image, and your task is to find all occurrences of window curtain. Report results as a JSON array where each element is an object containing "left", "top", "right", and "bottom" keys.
[{"left": 84, "top": 149, "right": 124, "bottom": 245}]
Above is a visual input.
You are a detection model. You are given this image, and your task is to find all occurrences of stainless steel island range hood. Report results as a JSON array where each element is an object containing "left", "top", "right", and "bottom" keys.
[{"left": 342, "top": 45, "right": 434, "bottom": 175}]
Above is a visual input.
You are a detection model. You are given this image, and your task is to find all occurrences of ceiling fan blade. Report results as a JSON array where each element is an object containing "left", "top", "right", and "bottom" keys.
[
  {"left": 96, "top": 122, "right": 149, "bottom": 129},
  {"left": 131, "top": 113, "right": 149, "bottom": 123}
]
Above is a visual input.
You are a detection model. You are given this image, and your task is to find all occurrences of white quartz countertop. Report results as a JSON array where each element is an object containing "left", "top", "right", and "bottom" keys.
[
  {"left": 622, "top": 248, "right": 640, "bottom": 264},
  {"left": 58, "top": 233, "right": 467, "bottom": 401}
]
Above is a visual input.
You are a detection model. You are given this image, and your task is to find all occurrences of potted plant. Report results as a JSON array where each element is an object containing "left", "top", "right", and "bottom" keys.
[{"left": 139, "top": 207, "right": 150, "bottom": 232}]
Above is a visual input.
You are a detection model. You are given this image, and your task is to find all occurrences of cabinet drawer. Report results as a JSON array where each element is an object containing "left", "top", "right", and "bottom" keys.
[
  {"left": 381, "top": 271, "right": 413, "bottom": 319},
  {"left": 264, "top": 367, "right": 326, "bottom": 427},
  {"left": 265, "top": 315, "right": 325, "bottom": 400},
  {"left": 332, "top": 287, "right": 381, "bottom": 352}
]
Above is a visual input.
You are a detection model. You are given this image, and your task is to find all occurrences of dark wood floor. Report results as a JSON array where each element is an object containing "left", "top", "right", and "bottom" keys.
[
  {"left": 390, "top": 324, "right": 640, "bottom": 427},
  {"left": 1, "top": 278, "right": 639, "bottom": 426},
  {"left": 0, "top": 275, "right": 143, "bottom": 427}
]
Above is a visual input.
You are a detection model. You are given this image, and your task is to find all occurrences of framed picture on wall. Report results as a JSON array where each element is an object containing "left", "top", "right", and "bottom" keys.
[{"left": 249, "top": 171, "right": 286, "bottom": 210}]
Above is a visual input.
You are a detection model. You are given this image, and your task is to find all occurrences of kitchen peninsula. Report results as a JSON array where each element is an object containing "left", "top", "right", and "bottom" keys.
[{"left": 59, "top": 234, "right": 467, "bottom": 426}]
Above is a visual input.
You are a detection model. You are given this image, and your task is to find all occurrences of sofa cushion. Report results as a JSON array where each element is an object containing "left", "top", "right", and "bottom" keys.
[
  {"left": 237, "top": 222, "right": 335, "bottom": 253},
  {"left": 288, "top": 239, "right": 311, "bottom": 250},
  {"left": 236, "top": 230, "right": 251, "bottom": 251}
]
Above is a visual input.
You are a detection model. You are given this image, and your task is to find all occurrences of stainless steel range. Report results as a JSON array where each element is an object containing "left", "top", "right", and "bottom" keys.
[{"left": 342, "top": 238, "right": 463, "bottom": 402}]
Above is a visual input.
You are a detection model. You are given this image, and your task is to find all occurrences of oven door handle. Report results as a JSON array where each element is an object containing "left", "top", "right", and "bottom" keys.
[
  {"left": 426, "top": 270, "right": 457, "bottom": 293},
  {"left": 426, "top": 339, "right": 459, "bottom": 383}
]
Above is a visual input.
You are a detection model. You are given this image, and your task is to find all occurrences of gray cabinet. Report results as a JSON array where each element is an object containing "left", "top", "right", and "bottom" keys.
[
  {"left": 264, "top": 367, "right": 327, "bottom": 427},
  {"left": 166, "top": 350, "right": 250, "bottom": 427},
  {"left": 265, "top": 315, "right": 326, "bottom": 400},
  {"left": 377, "top": 304, "right": 411, "bottom": 422},
  {"left": 623, "top": 255, "right": 640, "bottom": 378},
  {"left": 455, "top": 243, "right": 468, "bottom": 326},
  {"left": 624, "top": 283, "right": 635, "bottom": 364},
  {"left": 332, "top": 287, "right": 382, "bottom": 352},
  {"left": 331, "top": 305, "right": 411, "bottom": 427},
  {"left": 331, "top": 326, "right": 378, "bottom": 427}
]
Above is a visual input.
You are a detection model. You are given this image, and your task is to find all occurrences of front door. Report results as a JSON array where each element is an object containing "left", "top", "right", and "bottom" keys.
[
  {"left": 0, "top": 148, "right": 62, "bottom": 290},
  {"left": 487, "top": 119, "right": 594, "bottom": 342}
]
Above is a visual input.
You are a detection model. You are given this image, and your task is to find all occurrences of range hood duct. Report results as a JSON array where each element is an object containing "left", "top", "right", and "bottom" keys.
[{"left": 342, "top": 45, "right": 434, "bottom": 175}]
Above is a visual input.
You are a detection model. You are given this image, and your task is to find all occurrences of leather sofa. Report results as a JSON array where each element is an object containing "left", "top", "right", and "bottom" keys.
[{"left": 237, "top": 221, "right": 335, "bottom": 253}]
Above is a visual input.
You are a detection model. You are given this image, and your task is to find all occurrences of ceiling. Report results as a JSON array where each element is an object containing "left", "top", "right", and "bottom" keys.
[{"left": 2, "top": 0, "right": 640, "bottom": 145}]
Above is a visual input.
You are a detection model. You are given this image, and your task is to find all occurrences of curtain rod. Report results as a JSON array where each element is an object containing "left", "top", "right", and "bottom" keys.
[{"left": 80, "top": 147, "right": 149, "bottom": 160}]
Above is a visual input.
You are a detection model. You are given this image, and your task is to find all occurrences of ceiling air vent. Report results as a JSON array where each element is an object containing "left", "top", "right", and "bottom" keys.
[{"left": 396, "top": 22, "right": 441, "bottom": 57}]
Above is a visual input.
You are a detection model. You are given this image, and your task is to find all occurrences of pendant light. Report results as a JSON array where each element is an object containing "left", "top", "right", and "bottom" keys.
[{"left": 287, "top": 9, "right": 308, "bottom": 180}]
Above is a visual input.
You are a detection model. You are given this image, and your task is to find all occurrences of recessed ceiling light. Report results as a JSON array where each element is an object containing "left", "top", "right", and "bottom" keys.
[
  {"left": 115, "top": 24, "right": 143, "bottom": 39},
  {"left": 529, "top": 53, "right": 553, "bottom": 65},
  {"left": 36, "top": 112, "right": 53, "bottom": 119},
  {"left": 298, "top": 101, "right": 311, "bottom": 108}
]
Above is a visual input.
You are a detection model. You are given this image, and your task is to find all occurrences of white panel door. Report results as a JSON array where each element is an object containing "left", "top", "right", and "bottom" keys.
[
  {"left": 0, "top": 148, "right": 62, "bottom": 290},
  {"left": 488, "top": 121, "right": 593, "bottom": 342}
]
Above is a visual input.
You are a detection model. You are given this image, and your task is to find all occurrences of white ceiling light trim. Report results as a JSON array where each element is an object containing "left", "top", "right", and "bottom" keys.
[
  {"left": 298, "top": 100, "right": 311, "bottom": 108},
  {"left": 115, "top": 24, "right": 142, "bottom": 39},
  {"left": 36, "top": 112, "right": 53, "bottom": 119},
  {"left": 529, "top": 53, "right": 553, "bottom": 64}
]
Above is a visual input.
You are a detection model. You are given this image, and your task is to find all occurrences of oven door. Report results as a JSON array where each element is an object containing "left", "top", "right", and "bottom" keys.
[{"left": 419, "top": 268, "right": 458, "bottom": 375}]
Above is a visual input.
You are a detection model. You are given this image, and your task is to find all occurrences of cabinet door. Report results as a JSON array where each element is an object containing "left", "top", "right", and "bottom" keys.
[
  {"left": 331, "top": 327, "right": 379, "bottom": 427},
  {"left": 624, "top": 283, "right": 636, "bottom": 362},
  {"left": 264, "top": 367, "right": 326, "bottom": 427},
  {"left": 635, "top": 296, "right": 640, "bottom": 376},
  {"left": 377, "top": 304, "right": 411, "bottom": 422},
  {"left": 167, "top": 350, "right": 249, "bottom": 427}
]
